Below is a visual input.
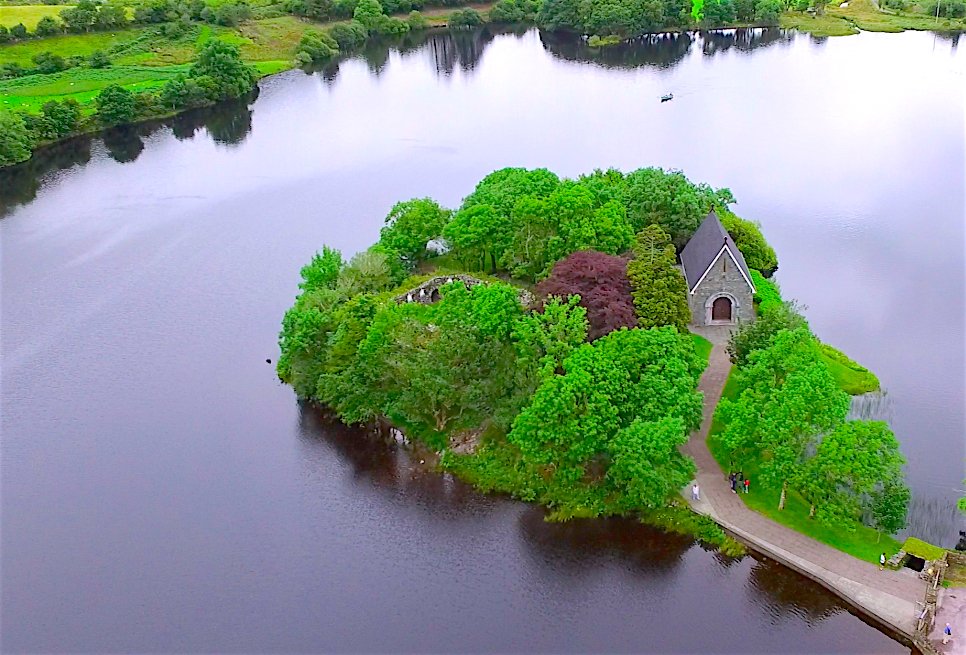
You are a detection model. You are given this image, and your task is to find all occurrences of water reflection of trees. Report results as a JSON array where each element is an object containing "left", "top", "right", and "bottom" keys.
[
  {"left": 518, "top": 508, "right": 695, "bottom": 576},
  {"left": 540, "top": 27, "right": 793, "bottom": 70},
  {"left": 357, "top": 27, "right": 499, "bottom": 76},
  {"left": 746, "top": 556, "right": 844, "bottom": 625},
  {"left": 700, "top": 27, "right": 793, "bottom": 56},
  {"left": 540, "top": 30, "right": 694, "bottom": 70},
  {"left": 0, "top": 98, "right": 255, "bottom": 217},
  {"left": 0, "top": 137, "right": 91, "bottom": 217},
  {"left": 295, "top": 403, "right": 496, "bottom": 517}
]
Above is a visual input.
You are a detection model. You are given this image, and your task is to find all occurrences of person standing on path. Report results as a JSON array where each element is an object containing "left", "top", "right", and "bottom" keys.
[
  {"left": 744, "top": 478, "right": 750, "bottom": 494},
  {"left": 944, "top": 622, "right": 952, "bottom": 645},
  {"left": 692, "top": 483, "right": 700, "bottom": 501},
  {"left": 879, "top": 553, "right": 886, "bottom": 570}
]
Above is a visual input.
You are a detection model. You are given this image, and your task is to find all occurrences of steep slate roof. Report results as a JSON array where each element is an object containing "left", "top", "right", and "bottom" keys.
[{"left": 680, "top": 210, "right": 755, "bottom": 293}]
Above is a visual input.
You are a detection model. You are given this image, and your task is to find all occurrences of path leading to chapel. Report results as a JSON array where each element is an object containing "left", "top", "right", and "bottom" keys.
[{"left": 681, "top": 342, "right": 928, "bottom": 643}]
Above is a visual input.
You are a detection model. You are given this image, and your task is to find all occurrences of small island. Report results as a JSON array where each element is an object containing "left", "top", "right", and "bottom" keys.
[{"left": 276, "top": 166, "right": 910, "bottom": 563}]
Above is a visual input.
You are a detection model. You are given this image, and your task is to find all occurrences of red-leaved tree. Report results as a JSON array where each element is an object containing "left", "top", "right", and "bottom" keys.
[{"left": 536, "top": 250, "right": 637, "bottom": 341}]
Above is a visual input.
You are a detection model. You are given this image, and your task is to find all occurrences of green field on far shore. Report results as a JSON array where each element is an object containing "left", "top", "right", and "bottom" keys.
[{"left": 0, "top": 4, "right": 74, "bottom": 29}]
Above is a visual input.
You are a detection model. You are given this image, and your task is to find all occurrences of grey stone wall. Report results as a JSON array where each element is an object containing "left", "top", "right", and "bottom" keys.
[{"left": 687, "top": 249, "right": 755, "bottom": 326}]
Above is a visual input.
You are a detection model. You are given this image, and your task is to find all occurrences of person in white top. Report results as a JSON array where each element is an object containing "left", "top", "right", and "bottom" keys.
[{"left": 692, "top": 483, "right": 700, "bottom": 501}]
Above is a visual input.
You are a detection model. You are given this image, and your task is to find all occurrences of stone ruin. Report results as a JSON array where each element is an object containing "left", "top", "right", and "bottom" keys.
[{"left": 395, "top": 274, "right": 535, "bottom": 307}]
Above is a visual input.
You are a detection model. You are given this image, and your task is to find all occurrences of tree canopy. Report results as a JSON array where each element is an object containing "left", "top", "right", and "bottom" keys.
[
  {"left": 536, "top": 250, "right": 636, "bottom": 341},
  {"left": 626, "top": 225, "right": 691, "bottom": 331}
]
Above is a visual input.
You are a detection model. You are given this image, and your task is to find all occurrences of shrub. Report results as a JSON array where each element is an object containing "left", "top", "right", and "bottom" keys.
[
  {"left": 448, "top": 7, "right": 483, "bottom": 27},
  {"left": 329, "top": 20, "right": 368, "bottom": 48},
  {"left": 10, "top": 23, "right": 28, "bottom": 39},
  {"left": 406, "top": 9, "right": 428, "bottom": 28},
  {"left": 373, "top": 15, "right": 410, "bottom": 33},
  {"left": 35, "top": 16, "right": 62, "bottom": 35},
  {"left": 297, "top": 29, "right": 339, "bottom": 62},
  {"left": 0, "top": 111, "right": 35, "bottom": 167},
  {"left": 89, "top": 50, "right": 111, "bottom": 68},
  {"left": 536, "top": 250, "right": 637, "bottom": 341},
  {"left": 0, "top": 26, "right": 10, "bottom": 43},
  {"left": 750, "top": 269, "right": 781, "bottom": 313},
  {"left": 754, "top": 0, "right": 782, "bottom": 22},
  {"left": 727, "top": 300, "right": 807, "bottom": 366},
  {"left": 353, "top": 0, "right": 384, "bottom": 27},
  {"left": 32, "top": 52, "right": 69, "bottom": 74},
  {"left": 96, "top": 84, "right": 136, "bottom": 125},
  {"left": 720, "top": 211, "right": 778, "bottom": 277}
]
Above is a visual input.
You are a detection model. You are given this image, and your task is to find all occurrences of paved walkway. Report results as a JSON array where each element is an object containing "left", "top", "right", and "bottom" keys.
[
  {"left": 681, "top": 344, "right": 927, "bottom": 640},
  {"left": 932, "top": 587, "right": 964, "bottom": 654}
]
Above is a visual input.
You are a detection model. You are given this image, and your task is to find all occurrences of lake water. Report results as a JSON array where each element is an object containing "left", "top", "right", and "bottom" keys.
[{"left": 1, "top": 26, "right": 963, "bottom": 652}]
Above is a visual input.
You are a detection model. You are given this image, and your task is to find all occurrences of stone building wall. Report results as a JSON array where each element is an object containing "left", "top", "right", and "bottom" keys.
[{"left": 687, "top": 249, "right": 755, "bottom": 326}]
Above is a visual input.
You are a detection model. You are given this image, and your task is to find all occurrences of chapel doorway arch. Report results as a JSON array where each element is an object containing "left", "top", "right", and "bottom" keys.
[{"left": 711, "top": 296, "right": 732, "bottom": 322}]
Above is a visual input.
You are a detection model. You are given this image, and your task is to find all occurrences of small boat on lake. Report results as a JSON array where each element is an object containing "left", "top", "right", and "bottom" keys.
[{"left": 661, "top": 93, "right": 674, "bottom": 102}]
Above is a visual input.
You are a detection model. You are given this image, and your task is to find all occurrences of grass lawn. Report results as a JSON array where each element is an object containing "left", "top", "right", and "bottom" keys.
[
  {"left": 780, "top": 10, "right": 859, "bottom": 35},
  {"left": 0, "top": 4, "right": 73, "bottom": 29},
  {"left": 902, "top": 536, "right": 946, "bottom": 561},
  {"left": 707, "top": 366, "right": 902, "bottom": 565},
  {"left": 819, "top": 343, "right": 879, "bottom": 396},
  {"left": 828, "top": 0, "right": 966, "bottom": 31},
  {"left": 0, "top": 63, "right": 189, "bottom": 111},
  {"left": 0, "top": 22, "right": 292, "bottom": 111},
  {"left": 690, "top": 333, "right": 712, "bottom": 369}
]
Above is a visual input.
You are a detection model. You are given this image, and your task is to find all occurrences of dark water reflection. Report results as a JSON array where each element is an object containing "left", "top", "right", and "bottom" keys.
[{"left": 2, "top": 26, "right": 962, "bottom": 652}]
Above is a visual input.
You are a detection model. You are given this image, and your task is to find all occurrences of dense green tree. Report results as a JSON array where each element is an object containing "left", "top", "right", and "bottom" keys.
[
  {"left": 329, "top": 20, "right": 368, "bottom": 48},
  {"left": 32, "top": 52, "right": 68, "bottom": 74},
  {"left": 797, "top": 421, "right": 907, "bottom": 528},
  {"left": 513, "top": 294, "right": 588, "bottom": 381},
  {"left": 623, "top": 167, "right": 731, "bottom": 249},
  {"left": 353, "top": 0, "right": 384, "bottom": 27},
  {"left": 299, "top": 245, "right": 344, "bottom": 292},
  {"left": 406, "top": 10, "right": 428, "bottom": 28},
  {"left": 35, "top": 15, "right": 61, "bottom": 35},
  {"left": 727, "top": 299, "right": 807, "bottom": 366},
  {"left": 89, "top": 50, "right": 111, "bottom": 68},
  {"left": 379, "top": 198, "right": 451, "bottom": 270},
  {"left": 490, "top": 0, "right": 540, "bottom": 21},
  {"left": 95, "top": 4, "right": 128, "bottom": 29},
  {"left": 60, "top": 0, "right": 98, "bottom": 31},
  {"left": 95, "top": 84, "right": 136, "bottom": 125},
  {"left": 626, "top": 225, "right": 691, "bottom": 331},
  {"left": 871, "top": 479, "right": 910, "bottom": 537},
  {"left": 720, "top": 210, "right": 778, "bottom": 277},
  {"left": 443, "top": 205, "right": 505, "bottom": 272},
  {"left": 508, "top": 327, "right": 703, "bottom": 493},
  {"left": 160, "top": 74, "right": 212, "bottom": 109},
  {"left": 754, "top": 0, "right": 782, "bottom": 22},
  {"left": 448, "top": 7, "right": 484, "bottom": 27},
  {"left": 35, "top": 99, "right": 81, "bottom": 140},
  {"left": 335, "top": 249, "right": 393, "bottom": 296},
  {"left": 607, "top": 417, "right": 695, "bottom": 509},
  {"left": 189, "top": 39, "right": 256, "bottom": 99},
  {"left": 0, "top": 111, "right": 34, "bottom": 167},
  {"left": 538, "top": 0, "right": 581, "bottom": 29},
  {"left": 9, "top": 23, "right": 28, "bottom": 39},
  {"left": 503, "top": 182, "right": 633, "bottom": 281},
  {"left": 717, "top": 327, "right": 850, "bottom": 509},
  {"left": 296, "top": 29, "right": 339, "bottom": 63}
]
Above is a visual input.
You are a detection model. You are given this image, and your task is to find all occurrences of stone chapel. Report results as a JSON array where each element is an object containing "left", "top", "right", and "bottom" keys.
[{"left": 680, "top": 210, "right": 756, "bottom": 326}]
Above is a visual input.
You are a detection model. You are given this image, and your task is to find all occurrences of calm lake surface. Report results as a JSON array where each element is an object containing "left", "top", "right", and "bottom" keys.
[{"left": 2, "top": 27, "right": 963, "bottom": 653}]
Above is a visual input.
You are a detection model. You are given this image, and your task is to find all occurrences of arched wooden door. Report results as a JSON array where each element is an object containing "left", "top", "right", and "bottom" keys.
[{"left": 712, "top": 296, "right": 732, "bottom": 321}]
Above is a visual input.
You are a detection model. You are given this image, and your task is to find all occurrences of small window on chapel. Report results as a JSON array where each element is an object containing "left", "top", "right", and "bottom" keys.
[{"left": 723, "top": 258, "right": 727, "bottom": 274}]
